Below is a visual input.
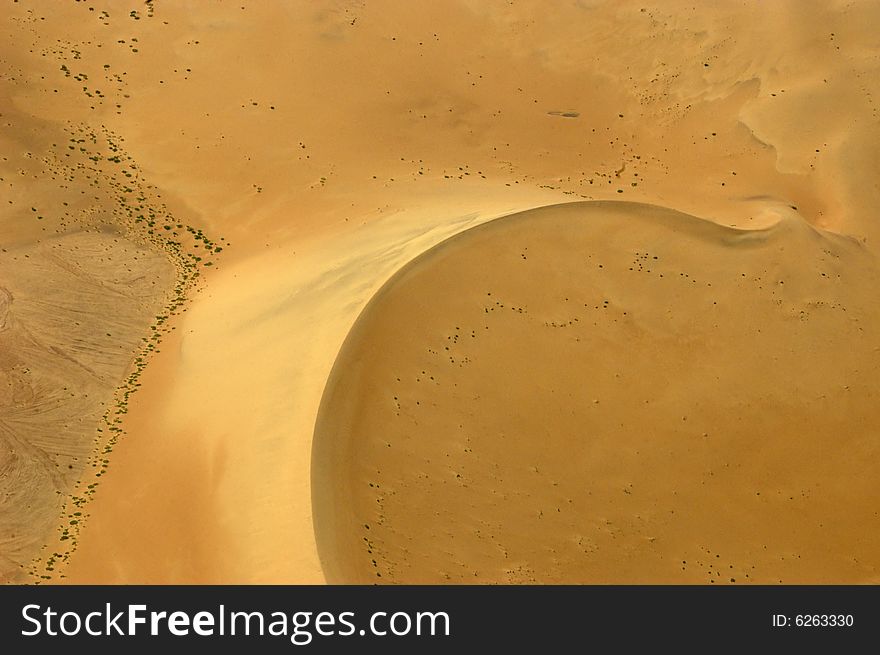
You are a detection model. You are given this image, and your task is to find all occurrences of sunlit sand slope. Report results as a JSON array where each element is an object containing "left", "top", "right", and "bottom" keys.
[{"left": 313, "top": 201, "right": 880, "bottom": 584}]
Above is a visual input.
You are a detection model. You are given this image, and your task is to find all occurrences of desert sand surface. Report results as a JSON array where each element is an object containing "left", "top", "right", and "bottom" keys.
[
  {"left": 313, "top": 201, "right": 880, "bottom": 583},
  {"left": 0, "top": 0, "right": 878, "bottom": 583}
]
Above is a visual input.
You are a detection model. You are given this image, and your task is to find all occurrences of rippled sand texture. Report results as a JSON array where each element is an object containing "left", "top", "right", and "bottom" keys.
[
  {"left": 313, "top": 202, "right": 880, "bottom": 583},
  {"left": 2, "top": 1, "right": 878, "bottom": 582},
  {"left": 1, "top": 7, "right": 218, "bottom": 582},
  {"left": 0, "top": 233, "right": 173, "bottom": 582}
]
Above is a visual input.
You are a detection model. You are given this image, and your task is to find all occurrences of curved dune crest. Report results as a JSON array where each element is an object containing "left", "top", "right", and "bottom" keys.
[
  {"left": 312, "top": 201, "right": 880, "bottom": 584},
  {"left": 5, "top": 0, "right": 880, "bottom": 585}
]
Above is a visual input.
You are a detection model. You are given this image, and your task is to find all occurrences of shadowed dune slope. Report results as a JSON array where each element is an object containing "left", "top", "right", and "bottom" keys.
[{"left": 312, "top": 201, "right": 880, "bottom": 584}]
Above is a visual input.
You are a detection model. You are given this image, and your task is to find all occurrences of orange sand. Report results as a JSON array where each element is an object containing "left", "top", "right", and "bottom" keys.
[{"left": 0, "top": 0, "right": 877, "bottom": 583}]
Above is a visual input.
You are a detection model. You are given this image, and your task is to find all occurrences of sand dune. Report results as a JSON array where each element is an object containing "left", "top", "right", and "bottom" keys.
[
  {"left": 1, "top": 0, "right": 878, "bottom": 583},
  {"left": 313, "top": 201, "right": 880, "bottom": 583},
  {"left": 59, "top": 201, "right": 522, "bottom": 584}
]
